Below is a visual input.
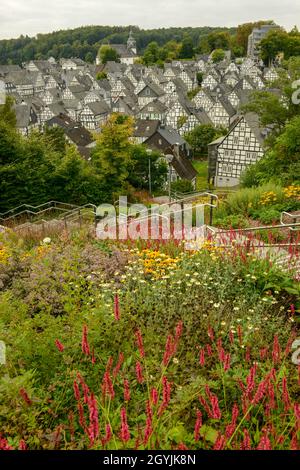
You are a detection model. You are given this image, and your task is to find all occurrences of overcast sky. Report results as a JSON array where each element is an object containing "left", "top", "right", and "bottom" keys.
[{"left": 0, "top": 0, "right": 299, "bottom": 39}]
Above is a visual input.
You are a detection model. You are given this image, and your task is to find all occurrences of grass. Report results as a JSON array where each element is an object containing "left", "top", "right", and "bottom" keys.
[{"left": 192, "top": 159, "right": 208, "bottom": 190}]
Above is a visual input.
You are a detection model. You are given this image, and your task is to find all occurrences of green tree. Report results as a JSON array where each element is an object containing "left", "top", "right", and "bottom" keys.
[
  {"left": 0, "top": 96, "right": 16, "bottom": 128},
  {"left": 91, "top": 114, "right": 134, "bottom": 201},
  {"left": 179, "top": 35, "right": 194, "bottom": 59},
  {"left": 128, "top": 146, "right": 167, "bottom": 192},
  {"left": 142, "top": 42, "right": 160, "bottom": 65},
  {"left": 185, "top": 124, "right": 226, "bottom": 156},
  {"left": 211, "top": 48, "right": 225, "bottom": 63},
  {"left": 241, "top": 115, "right": 300, "bottom": 187},
  {"left": 98, "top": 45, "right": 120, "bottom": 64}
]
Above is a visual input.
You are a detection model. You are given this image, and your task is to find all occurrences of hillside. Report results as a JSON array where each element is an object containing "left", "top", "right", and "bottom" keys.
[{"left": 0, "top": 25, "right": 236, "bottom": 65}]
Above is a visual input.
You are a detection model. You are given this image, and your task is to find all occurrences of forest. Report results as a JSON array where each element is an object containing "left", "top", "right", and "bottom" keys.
[{"left": 0, "top": 25, "right": 237, "bottom": 64}]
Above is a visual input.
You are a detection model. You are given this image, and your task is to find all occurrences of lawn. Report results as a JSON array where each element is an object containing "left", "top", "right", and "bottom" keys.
[{"left": 192, "top": 159, "right": 208, "bottom": 190}]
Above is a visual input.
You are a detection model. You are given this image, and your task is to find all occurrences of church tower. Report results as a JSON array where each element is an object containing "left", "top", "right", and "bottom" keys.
[{"left": 127, "top": 30, "right": 137, "bottom": 55}]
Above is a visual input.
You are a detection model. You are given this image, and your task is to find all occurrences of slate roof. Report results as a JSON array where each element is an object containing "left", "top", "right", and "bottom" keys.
[
  {"left": 46, "top": 113, "right": 93, "bottom": 147},
  {"left": 133, "top": 119, "right": 160, "bottom": 138}
]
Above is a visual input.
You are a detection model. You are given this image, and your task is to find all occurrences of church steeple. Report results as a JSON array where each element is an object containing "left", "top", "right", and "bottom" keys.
[{"left": 127, "top": 30, "right": 137, "bottom": 54}]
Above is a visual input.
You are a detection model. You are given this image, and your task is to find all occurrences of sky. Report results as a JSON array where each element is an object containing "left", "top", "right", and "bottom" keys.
[{"left": 0, "top": 0, "right": 299, "bottom": 39}]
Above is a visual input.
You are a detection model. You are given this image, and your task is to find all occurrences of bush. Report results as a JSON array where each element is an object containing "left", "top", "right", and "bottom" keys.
[{"left": 171, "top": 179, "right": 194, "bottom": 194}]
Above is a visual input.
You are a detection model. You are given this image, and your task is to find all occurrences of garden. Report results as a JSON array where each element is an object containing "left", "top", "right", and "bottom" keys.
[{"left": 0, "top": 227, "right": 299, "bottom": 450}]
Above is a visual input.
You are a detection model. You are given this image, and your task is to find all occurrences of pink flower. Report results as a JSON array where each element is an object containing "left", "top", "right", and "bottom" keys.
[
  {"left": 175, "top": 320, "right": 183, "bottom": 341},
  {"left": 257, "top": 432, "right": 272, "bottom": 450},
  {"left": 240, "top": 429, "right": 251, "bottom": 450},
  {"left": 282, "top": 377, "right": 291, "bottom": 411},
  {"left": 199, "top": 348, "right": 205, "bottom": 366},
  {"left": 158, "top": 376, "right": 171, "bottom": 416},
  {"left": 120, "top": 408, "right": 130, "bottom": 443},
  {"left": 19, "top": 388, "right": 32, "bottom": 405},
  {"left": 272, "top": 335, "right": 281, "bottom": 364},
  {"left": 87, "top": 393, "right": 99, "bottom": 446},
  {"left": 135, "top": 361, "right": 144, "bottom": 384},
  {"left": 0, "top": 438, "right": 13, "bottom": 450},
  {"left": 207, "top": 326, "right": 214, "bottom": 341},
  {"left": 114, "top": 294, "right": 120, "bottom": 321},
  {"left": 213, "top": 433, "right": 226, "bottom": 450},
  {"left": 150, "top": 387, "right": 159, "bottom": 406},
  {"left": 18, "top": 439, "right": 27, "bottom": 450},
  {"left": 81, "top": 325, "right": 90, "bottom": 356},
  {"left": 162, "top": 335, "right": 175, "bottom": 366},
  {"left": 194, "top": 410, "right": 202, "bottom": 442},
  {"left": 123, "top": 379, "right": 131, "bottom": 402},
  {"left": 55, "top": 339, "right": 64, "bottom": 352},
  {"left": 135, "top": 330, "right": 145, "bottom": 358},
  {"left": 102, "top": 424, "right": 112, "bottom": 446},
  {"left": 73, "top": 380, "right": 81, "bottom": 401},
  {"left": 113, "top": 352, "right": 124, "bottom": 378},
  {"left": 102, "top": 371, "right": 115, "bottom": 400},
  {"left": 225, "top": 403, "right": 239, "bottom": 438},
  {"left": 223, "top": 353, "right": 231, "bottom": 372}
]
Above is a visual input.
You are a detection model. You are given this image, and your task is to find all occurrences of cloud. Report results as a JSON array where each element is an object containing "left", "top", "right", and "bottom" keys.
[{"left": 0, "top": 0, "right": 299, "bottom": 39}]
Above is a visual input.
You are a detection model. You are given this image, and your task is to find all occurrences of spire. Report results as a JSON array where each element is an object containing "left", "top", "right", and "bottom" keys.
[{"left": 127, "top": 29, "right": 137, "bottom": 54}]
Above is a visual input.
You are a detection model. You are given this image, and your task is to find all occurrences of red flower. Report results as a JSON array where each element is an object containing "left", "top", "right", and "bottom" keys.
[
  {"left": 87, "top": 393, "right": 99, "bottom": 446},
  {"left": 282, "top": 377, "right": 291, "bottom": 411},
  {"left": 135, "top": 330, "right": 145, "bottom": 358},
  {"left": 113, "top": 352, "right": 124, "bottom": 378},
  {"left": 81, "top": 325, "right": 90, "bottom": 356},
  {"left": 18, "top": 439, "right": 27, "bottom": 450},
  {"left": 272, "top": 335, "right": 281, "bottom": 364},
  {"left": 175, "top": 320, "right": 183, "bottom": 340},
  {"left": 199, "top": 348, "right": 205, "bottom": 366},
  {"left": 150, "top": 387, "right": 159, "bottom": 405},
  {"left": 114, "top": 294, "right": 120, "bottom": 321},
  {"left": 213, "top": 433, "right": 226, "bottom": 450},
  {"left": 240, "top": 429, "right": 251, "bottom": 450},
  {"left": 208, "top": 326, "right": 214, "bottom": 341},
  {"left": 73, "top": 380, "right": 81, "bottom": 401},
  {"left": 177, "top": 442, "right": 188, "bottom": 450},
  {"left": 0, "top": 438, "right": 13, "bottom": 450},
  {"left": 55, "top": 339, "right": 64, "bottom": 352},
  {"left": 257, "top": 432, "right": 272, "bottom": 450},
  {"left": 102, "top": 424, "right": 112, "bottom": 446},
  {"left": 19, "top": 388, "right": 32, "bottom": 405},
  {"left": 162, "top": 335, "right": 175, "bottom": 366},
  {"left": 102, "top": 371, "right": 115, "bottom": 400},
  {"left": 194, "top": 409, "right": 202, "bottom": 442},
  {"left": 120, "top": 408, "right": 130, "bottom": 443},
  {"left": 123, "top": 379, "right": 131, "bottom": 402},
  {"left": 135, "top": 361, "right": 144, "bottom": 384}
]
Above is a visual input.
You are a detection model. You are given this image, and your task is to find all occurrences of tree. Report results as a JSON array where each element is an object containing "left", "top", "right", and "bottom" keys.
[
  {"left": 179, "top": 35, "right": 194, "bottom": 59},
  {"left": 242, "top": 57, "right": 300, "bottom": 139},
  {"left": 235, "top": 21, "right": 273, "bottom": 54},
  {"left": 142, "top": 42, "right": 160, "bottom": 65},
  {"left": 196, "top": 72, "right": 204, "bottom": 86},
  {"left": 211, "top": 49, "right": 225, "bottom": 63},
  {"left": 98, "top": 45, "right": 120, "bottom": 64},
  {"left": 0, "top": 96, "right": 16, "bottom": 128},
  {"left": 91, "top": 114, "right": 134, "bottom": 201},
  {"left": 128, "top": 145, "right": 167, "bottom": 192},
  {"left": 85, "top": 52, "right": 94, "bottom": 63},
  {"left": 184, "top": 124, "right": 226, "bottom": 156},
  {"left": 207, "top": 31, "right": 231, "bottom": 51},
  {"left": 260, "top": 29, "right": 287, "bottom": 64},
  {"left": 241, "top": 115, "right": 300, "bottom": 187}
]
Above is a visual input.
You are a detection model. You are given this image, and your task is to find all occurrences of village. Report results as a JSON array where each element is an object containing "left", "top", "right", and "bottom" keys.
[{"left": 0, "top": 25, "right": 280, "bottom": 189}]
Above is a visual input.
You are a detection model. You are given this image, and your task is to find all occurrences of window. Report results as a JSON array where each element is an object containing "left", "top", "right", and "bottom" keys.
[
  {"left": 233, "top": 136, "right": 239, "bottom": 145},
  {"left": 158, "top": 139, "right": 162, "bottom": 145},
  {"left": 245, "top": 137, "right": 250, "bottom": 145}
]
